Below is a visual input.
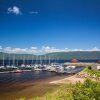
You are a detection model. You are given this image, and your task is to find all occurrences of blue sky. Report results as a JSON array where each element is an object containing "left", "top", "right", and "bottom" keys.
[{"left": 0, "top": 0, "right": 100, "bottom": 52}]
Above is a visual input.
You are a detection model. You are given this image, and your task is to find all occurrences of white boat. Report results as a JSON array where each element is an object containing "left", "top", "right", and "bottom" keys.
[
  {"left": 65, "top": 66, "right": 76, "bottom": 69},
  {"left": 50, "top": 63, "right": 60, "bottom": 72},
  {"left": 34, "top": 68, "right": 42, "bottom": 71},
  {"left": 20, "top": 64, "right": 26, "bottom": 67},
  {"left": 0, "top": 66, "right": 4, "bottom": 68},
  {"left": 56, "top": 65, "right": 64, "bottom": 73}
]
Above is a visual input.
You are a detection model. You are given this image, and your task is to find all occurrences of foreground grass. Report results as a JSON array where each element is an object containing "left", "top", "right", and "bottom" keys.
[
  {"left": 84, "top": 66, "right": 100, "bottom": 77},
  {"left": 19, "top": 78, "right": 100, "bottom": 100}
]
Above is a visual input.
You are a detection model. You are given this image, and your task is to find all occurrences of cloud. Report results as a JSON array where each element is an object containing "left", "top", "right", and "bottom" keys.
[
  {"left": 42, "top": 46, "right": 71, "bottom": 53},
  {"left": 0, "top": 46, "right": 2, "bottom": 50},
  {"left": 7, "top": 6, "right": 21, "bottom": 15},
  {"left": 3, "top": 47, "right": 38, "bottom": 54},
  {"left": 42, "top": 46, "right": 100, "bottom": 53},
  {"left": 31, "top": 47, "right": 37, "bottom": 50},
  {"left": 4, "top": 47, "right": 12, "bottom": 52},
  {"left": 91, "top": 47, "right": 100, "bottom": 51},
  {"left": 1, "top": 46, "right": 100, "bottom": 54}
]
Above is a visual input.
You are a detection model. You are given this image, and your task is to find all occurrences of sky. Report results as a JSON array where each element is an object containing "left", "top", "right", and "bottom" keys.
[{"left": 0, "top": 0, "right": 100, "bottom": 53}]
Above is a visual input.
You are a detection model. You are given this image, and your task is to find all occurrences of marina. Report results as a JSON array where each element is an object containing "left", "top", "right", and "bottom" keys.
[
  {"left": 0, "top": 53, "right": 84, "bottom": 74},
  {"left": 0, "top": 53, "right": 99, "bottom": 74}
]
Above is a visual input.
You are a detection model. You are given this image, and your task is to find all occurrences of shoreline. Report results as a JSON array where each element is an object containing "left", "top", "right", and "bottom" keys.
[
  {"left": 0, "top": 70, "right": 87, "bottom": 100},
  {"left": 50, "top": 74, "right": 85, "bottom": 84},
  {"left": 0, "top": 73, "right": 73, "bottom": 100}
]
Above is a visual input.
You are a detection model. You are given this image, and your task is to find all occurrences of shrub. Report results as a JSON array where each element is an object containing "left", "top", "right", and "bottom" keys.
[{"left": 28, "top": 79, "right": 100, "bottom": 100}]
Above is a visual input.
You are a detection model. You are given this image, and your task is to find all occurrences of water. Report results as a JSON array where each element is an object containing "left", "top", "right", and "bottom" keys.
[
  {"left": 0, "top": 71, "right": 58, "bottom": 100},
  {"left": 0, "top": 71, "right": 57, "bottom": 84},
  {"left": 0, "top": 68, "right": 83, "bottom": 100},
  {"left": 0, "top": 68, "right": 83, "bottom": 84}
]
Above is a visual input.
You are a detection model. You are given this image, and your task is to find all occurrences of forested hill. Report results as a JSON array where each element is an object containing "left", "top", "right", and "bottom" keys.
[
  {"left": 0, "top": 51, "right": 100, "bottom": 60},
  {"left": 46, "top": 51, "right": 100, "bottom": 60}
]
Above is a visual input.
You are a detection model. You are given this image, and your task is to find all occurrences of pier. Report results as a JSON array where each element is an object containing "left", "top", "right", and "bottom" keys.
[{"left": 64, "top": 62, "right": 100, "bottom": 69}]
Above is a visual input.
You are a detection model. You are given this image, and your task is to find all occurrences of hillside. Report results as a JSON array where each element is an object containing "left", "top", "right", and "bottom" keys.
[
  {"left": 0, "top": 51, "right": 100, "bottom": 60},
  {"left": 46, "top": 51, "right": 100, "bottom": 60}
]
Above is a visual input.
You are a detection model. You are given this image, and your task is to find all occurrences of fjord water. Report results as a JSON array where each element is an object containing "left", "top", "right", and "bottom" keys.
[
  {"left": 0, "top": 71, "right": 58, "bottom": 100},
  {"left": 0, "top": 67, "right": 83, "bottom": 100},
  {"left": 0, "top": 71, "right": 58, "bottom": 84}
]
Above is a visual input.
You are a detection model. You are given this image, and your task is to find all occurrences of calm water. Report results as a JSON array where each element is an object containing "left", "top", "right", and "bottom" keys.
[
  {"left": 0, "top": 71, "right": 58, "bottom": 84},
  {"left": 0, "top": 71, "right": 58, "bottom": 100},
  {"left": 0, "top": 68, "right": 83, "bottom": 100},
  {"left": 0, "top": 67, "right": 83, "bottom": 87}
]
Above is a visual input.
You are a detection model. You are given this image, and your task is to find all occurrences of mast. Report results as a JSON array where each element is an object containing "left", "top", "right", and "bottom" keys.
[
  {"left": 49, "top": 56, "right": 50, "bottom": 65},
  {"left": 31, "top": 54, "right": 34, "bottom": 65},
  {"left": 55, "top": 57, "right": 57, "bottom": 63},
  {"left": 56, "top": 58, "right": 58, "bottom": 63},
  {"left": 40, "top": 55, "right": 42, "bottom": 65},
  {"left": 9, "top": 53, "right": 10, "bottom": 66},
  {"left": 2, "top": 53, "right": 5, "bottom": 66},
  {"left": 13, "top": 54, "right": 15, "bottom": 66},
  {"left": 35, "top": 55, "right": 38, "bottom": 64},
  {"left": 45, "top": 54, "right": 46, "bottom": 65},
  {"left": 23, "top": 55, "right": 25, "bottom": 65},
  {"left": 27, "top": 54, "right": 29, "bottom": 65},
  {"left": 16, "top": 54, "right": 18, "bottom": 66}
]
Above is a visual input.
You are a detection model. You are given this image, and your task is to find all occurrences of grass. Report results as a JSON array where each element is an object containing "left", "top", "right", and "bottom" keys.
[
  {"left": 18, "top": 78, "right": 100, "bottom": 100},
  {"left": 84, "top": 66, "right": 100, "bottom": 77}
]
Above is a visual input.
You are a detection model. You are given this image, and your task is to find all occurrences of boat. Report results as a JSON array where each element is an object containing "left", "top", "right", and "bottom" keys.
[
  {"left": 34, "top": 68, "right": 42, "bottom": 71},
  {"left": 14, "top": 68, "right": 22, "bottom": 73}
]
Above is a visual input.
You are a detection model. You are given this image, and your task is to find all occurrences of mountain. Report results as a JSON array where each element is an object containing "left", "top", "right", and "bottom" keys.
[
  {"left": 46, "top": 51, "right": 100, "bottom": 60},
  {"left": 0, "top": 51, "right": 100, "bottom": 60}
]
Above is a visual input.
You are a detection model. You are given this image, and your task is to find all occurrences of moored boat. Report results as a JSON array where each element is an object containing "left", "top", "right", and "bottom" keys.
[{"left": 14, "top": 68, "right": 22, "bottom": 73}]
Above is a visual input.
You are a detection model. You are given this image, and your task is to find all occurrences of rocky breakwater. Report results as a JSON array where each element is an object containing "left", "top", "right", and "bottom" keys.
[{"left": 75, "top": 71, "right": 100, "bottom": 81}]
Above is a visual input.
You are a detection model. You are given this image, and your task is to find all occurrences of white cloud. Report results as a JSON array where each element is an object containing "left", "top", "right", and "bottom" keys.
[
  {"left": 3, "top": 47, "right": 38, "bottom": 54},
  {"left": 85, "top": 47, "right": 100, "bottom": 51},
  {"left": 7, "top": 6, "right": 21, "bottom": 15},
  {"left": 72, "top": 48, "right": 83, "bottom": 51},
  {"left": 0, "top": 46, "right": 2, "bottom": 50},
  {"left": 0, "top": 46, "right": 3, "bottom": 52},
  {"left": 4, "top": 47, "right": 12, "bottom": 53},
  {"left": 42, "top": 46, "right": 100, "bottom": 53},
  {"left": 1, "top": 46, "right": 100, "bottom": 54},
  {"left": 42, "top": 46, "right": 71, "bottom": 53},
  {"left": 31, "top": 47, "right": 37, "bottom": 50},
  {"left": 90, "top": 47, "right": 100, "bottom": 51}
]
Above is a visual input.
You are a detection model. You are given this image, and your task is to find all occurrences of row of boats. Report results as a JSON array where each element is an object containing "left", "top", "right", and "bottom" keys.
[
  {"left": 0, "top": 63, "right": 76, "bottom": 74},
  {"left": 0, "top": 53, "right": 78, "bottom": 74}
]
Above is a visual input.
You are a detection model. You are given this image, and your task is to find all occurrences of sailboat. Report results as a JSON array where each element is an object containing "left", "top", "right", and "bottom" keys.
[
  {"left": 34, "top": 55, "right": 42, "bottom": 71},
  {"left": 21, "top": 55, "right": 25, "bottom": 67},
  {"left": 0, "top": 53, "right": 5, "bottom": 68},
  {"left": 44, "top": 55, "right": 51, "bottom": 71},
  {"left": 6, "top": 53, "right": 11, "bottom": 68},
  {"left": 31, "top": 54, "right": 34, "bottom": 66},
  {"left": 12, "top": 54, "right": 22, "bottom": 73}
]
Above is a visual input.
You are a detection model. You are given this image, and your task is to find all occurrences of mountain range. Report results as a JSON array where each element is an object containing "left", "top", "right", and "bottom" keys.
[{"left": 0, "top": 51, "right": 100, "bottom": 60}]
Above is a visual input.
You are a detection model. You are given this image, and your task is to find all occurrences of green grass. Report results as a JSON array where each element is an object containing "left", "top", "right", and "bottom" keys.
[
  {"left": 84, "top": 66, "right": 100, "bottom": 77},
  {"left": 18, "top": 79, "right": 100, "bottom": 100}
]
